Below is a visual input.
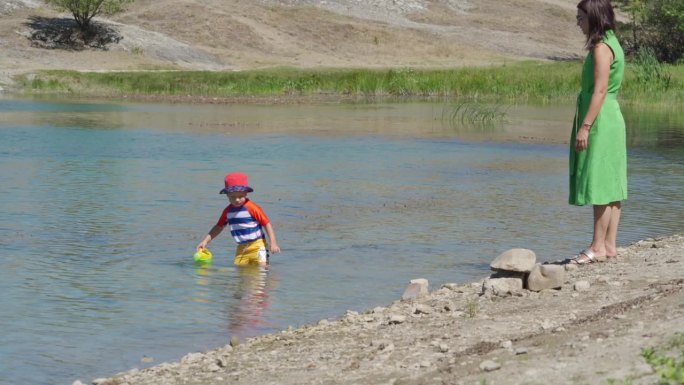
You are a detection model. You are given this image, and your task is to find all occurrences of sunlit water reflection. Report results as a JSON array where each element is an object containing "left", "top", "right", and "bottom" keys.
[{"left": 0, "top": 97, "right": 682, "bottom": 385}]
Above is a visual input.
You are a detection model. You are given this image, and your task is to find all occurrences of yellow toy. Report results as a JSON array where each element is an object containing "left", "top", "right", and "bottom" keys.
[{"left": 193, "top": 248, "right": 213, "bottom": 264}]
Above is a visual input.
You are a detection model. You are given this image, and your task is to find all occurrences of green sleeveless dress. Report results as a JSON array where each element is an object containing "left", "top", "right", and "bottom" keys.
[{"left": 569, "top": 30, "right": 628, "bottom": 206}]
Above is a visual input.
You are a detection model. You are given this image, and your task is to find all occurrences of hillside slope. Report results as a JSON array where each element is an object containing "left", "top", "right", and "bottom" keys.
[{"left": 0, "top": 0, "right": 586, "bottom": 84}]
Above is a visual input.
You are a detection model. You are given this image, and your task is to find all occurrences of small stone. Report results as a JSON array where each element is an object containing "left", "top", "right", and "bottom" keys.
[
  {"left": 441, "top": 283, "right": 461, "bottom": 291},
  {"left": 402, "top": 278, "right": 429, "bottom": 300},
  {"left": 540, "top": 319, "right": 554, "bottom": 330},
  {"left": 181, "top": 352, "right": 203, "bottom": 364},
  {"left": 371, "top": 340, "right": 394, "bottom": 352},
  {"left": 596, "top": 275, "right": 610, "bottom": 283},
  {"left": 388, "top": 314, "right": 406, "bottom": 324},
  {"left": 574, "top": 281, "right": 591, "bottom": 291},
  {"left": 318, "top": 319, "right": 330, "bottom": 326},
  {"left": 479, "top": 360, "right": 501, "bottom": 372},
  {"left": 515, "top": 347, "right": 529, "bottom": 355},
  {"left": 230, "top": 336, "right": 240, "bottom": 347},
  {"left": 413, "top": 304, "right": 432, "bottom": 314}
]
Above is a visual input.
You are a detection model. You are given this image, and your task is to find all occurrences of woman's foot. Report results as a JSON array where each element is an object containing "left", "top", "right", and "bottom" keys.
[{"left": 568, "top": 248, "right": 600, "bottom": 264}]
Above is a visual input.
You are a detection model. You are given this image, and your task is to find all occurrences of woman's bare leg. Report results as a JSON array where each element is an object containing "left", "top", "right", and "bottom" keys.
[
  {"left": 589, "top": 204, "right": 611, "bottom": 258},
  {"left": 571, "top": 202, "right": 621, "bottom": 264},
  {"left": 604, "top": 201, "right": 621, "bottom": 257}
]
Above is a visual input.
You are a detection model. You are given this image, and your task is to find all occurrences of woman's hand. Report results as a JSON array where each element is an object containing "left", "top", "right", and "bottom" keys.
[{"left": 575, "top": 126, "right": 590, "bottom": 152}]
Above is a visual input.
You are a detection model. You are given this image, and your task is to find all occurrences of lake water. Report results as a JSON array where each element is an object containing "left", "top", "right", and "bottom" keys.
[{"left": 1, "top": 97, "right": 682, "bottom": 385}]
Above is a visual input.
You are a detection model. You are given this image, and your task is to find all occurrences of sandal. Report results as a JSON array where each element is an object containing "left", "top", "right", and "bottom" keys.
[{"left": 569, "top": 248, "right": 598, "bottom": 265}]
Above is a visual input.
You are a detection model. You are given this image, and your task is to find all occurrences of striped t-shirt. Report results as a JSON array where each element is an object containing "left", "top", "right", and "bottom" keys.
[{"left": 216, "top": 199, "right": 270, "bottom": 244}]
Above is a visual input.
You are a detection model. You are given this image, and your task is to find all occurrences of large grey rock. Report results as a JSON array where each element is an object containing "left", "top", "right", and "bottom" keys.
[
  {"left": 402, "top": 278, "right": 429, "bottom": 300},
  {"left": 527, "top": 264, "right": 565, "bottom": 291},
  {"left": 490, "top": 248, "right": 537, "bottom": 273}
]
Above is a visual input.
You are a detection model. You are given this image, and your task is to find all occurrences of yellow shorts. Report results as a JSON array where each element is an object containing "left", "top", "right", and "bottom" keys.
[{"left": 234, "top": 238, "right": 268, "bottom": 266}]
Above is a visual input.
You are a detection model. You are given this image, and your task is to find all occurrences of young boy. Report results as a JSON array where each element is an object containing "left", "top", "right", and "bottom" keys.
[{"left": 197, "top": 172, "right": 280, "bottom": 266}]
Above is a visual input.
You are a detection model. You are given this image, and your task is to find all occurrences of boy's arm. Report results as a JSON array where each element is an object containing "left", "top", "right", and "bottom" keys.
[
  {"left": 197, "top": 224, "right": 224, "bottom": 250},
  {"left": 264, "top": 222, "right": 280, "bottom": 254},
  {"left": 244, "top": 201, "right": 280, "bottom": 253}
]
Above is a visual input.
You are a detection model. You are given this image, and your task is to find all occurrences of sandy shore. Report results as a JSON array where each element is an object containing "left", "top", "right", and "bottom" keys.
[{"left": 83, "top": 234, "right": 684, "bottom": 385}]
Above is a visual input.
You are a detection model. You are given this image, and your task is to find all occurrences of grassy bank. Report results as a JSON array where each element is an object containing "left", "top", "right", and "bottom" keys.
[{"left": 15, "top": 61, "right": 683, "bottom": 104}]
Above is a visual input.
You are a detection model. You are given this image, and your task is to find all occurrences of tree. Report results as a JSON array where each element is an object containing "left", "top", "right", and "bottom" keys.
[
  {"left": 45, "top": 0, "right": 133, "bottom": 33},
  {"left": 612, "top": 0, "right": 647, "bottom": 52},
  {"left": 645, "top": 0, "right": 684, "bottom": 63},
  {"left": 613, "top": 0, "right": 683, "bottom": 63}
]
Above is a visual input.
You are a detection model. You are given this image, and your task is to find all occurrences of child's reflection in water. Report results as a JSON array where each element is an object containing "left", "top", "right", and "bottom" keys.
[{"left": 227, "top": 265, "right": 276, "bottom": 338}]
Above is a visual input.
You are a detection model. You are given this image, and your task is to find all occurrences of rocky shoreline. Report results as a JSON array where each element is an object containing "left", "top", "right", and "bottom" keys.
[{"left": 84, "top": 235, "right": 683, "bottom": 385}]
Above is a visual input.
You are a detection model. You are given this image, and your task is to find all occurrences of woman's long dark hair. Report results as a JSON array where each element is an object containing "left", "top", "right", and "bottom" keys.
[{"left": 577, "top": 0, "right": 616, "bottom": 49}]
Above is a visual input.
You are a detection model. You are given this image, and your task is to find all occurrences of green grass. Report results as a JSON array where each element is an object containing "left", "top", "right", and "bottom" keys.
[
  {"left": 442, "top": 101, "right": 509, "bottom": 126},
  {"left": 14, "top": 61, "right": 683, "bottom": 105},
  {"left": 607, "top": 333, "right": 684, "bottom": 385},
  {"left": 641, "top": 333, "right": 684, "bottom": 385}
]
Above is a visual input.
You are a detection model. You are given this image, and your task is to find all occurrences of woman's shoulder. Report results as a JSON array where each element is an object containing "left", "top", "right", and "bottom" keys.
[
  {"left": 601, "top": 30, "right": 620, "bottom": 45},
  {"left": 601, "top": 30, "right": 624, "bottom": 58}
]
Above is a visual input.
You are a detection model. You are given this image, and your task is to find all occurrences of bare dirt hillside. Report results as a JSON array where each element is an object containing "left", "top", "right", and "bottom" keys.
[{"left": 0, "top": 0, "right": 586, "bottom": 87}]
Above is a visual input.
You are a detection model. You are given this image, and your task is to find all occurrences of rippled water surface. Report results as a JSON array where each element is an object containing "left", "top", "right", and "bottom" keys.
[{"left": 1, "top": 97, "right": 682, "bottom": 385}]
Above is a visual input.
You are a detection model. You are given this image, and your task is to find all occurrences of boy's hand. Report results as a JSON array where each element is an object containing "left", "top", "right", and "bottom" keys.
[{"left": 269, "top": 242, "right": 281, "bottom": 254}]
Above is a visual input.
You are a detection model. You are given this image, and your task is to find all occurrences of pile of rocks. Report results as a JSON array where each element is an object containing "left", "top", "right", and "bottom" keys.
[
  {"left": 483, "top": 248, "right": 570, "bottom": 296},
  {"left": 401, "top": 248, "right": 591, "bottom": 301}
]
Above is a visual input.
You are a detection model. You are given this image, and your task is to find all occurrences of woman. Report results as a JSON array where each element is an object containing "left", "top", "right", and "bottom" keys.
[{"left": 569, "top": 0, "right": 627, "bottom": 264}]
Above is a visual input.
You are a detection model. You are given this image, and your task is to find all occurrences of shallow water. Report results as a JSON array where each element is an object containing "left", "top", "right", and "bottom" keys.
[{"left": 0, "top": 97, "right": 682, "bottom": 385}]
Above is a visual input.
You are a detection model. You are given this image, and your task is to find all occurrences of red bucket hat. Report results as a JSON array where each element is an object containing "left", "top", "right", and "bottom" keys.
[{"left": 220, "top": 172, "right": 254, "bottom": 194}]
